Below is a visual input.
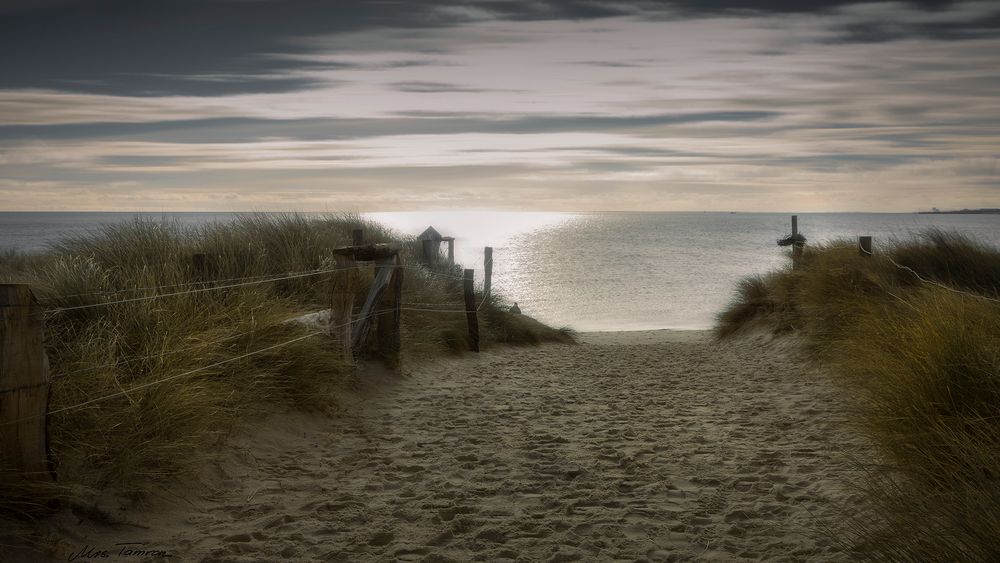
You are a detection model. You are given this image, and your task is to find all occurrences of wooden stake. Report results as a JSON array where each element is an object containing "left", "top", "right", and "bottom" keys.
[
  {"left": 0, "top": 285, "right": 53, "bottom": 481},
  {"left": 463, "top": 269, "right": 480, "bottom": 353},
  {"left": 859, "top": 236, "right": 873, "bottom": 256},
  {"left": 352, "top": 256, "right": 396, "bottom": 351},
  {"left": 352, "top": 228, "right": 364, "bottom": 247},
  {"left": 483, "top": 246, "right": 493, "bottom": 298},
  {"left": 791, "top": 215, "right": 803, "bottom": 269},
  {"left": 332, "top": 255, "right": 355, "bottom": 359},
  {"left": 376, "top": 255, "right": 403, "bottom": 369}
]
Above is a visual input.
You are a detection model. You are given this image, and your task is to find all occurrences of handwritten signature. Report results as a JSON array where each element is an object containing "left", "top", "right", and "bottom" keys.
[{"left": 68, "top": 542, "right": 171, "bottom": 561}]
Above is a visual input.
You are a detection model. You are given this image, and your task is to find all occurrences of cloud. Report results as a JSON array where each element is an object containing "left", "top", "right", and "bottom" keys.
[{"left": 2, "top": 1, "right": 1000, "bottom": 211}]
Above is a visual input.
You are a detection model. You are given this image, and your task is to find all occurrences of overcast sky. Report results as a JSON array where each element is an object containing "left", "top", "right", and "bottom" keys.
[{"left": 1, "top": 0, "right": 998, "bottom": 212}]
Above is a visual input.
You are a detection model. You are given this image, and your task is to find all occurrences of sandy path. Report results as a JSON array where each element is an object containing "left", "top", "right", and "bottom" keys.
[{"left": 48, "top": 330, "right": 871, "bottom": 562}]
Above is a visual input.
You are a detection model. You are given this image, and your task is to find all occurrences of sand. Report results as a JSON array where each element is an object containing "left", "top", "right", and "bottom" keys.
[{"left": 42, "top": 330, "right": 872, "bottom": 562}]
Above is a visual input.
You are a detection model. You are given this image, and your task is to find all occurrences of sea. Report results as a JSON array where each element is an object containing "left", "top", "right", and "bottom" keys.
[{"left": 2, "top": 211, "right": 999, "bottom": 331}]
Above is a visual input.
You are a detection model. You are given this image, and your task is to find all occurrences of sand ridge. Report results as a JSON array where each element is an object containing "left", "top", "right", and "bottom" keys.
[{"left": 45, "top": 330, "right": 872, "bottom": 562}]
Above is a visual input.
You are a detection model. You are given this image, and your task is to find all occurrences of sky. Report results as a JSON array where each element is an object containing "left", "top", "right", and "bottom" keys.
[{"left": 1, "top": 0, "right": 998, "bottom": 212}]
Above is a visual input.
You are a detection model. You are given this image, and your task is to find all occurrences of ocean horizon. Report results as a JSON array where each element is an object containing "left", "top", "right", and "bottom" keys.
[{"left": 3, "top": 210, "right": 999, "bottom": 331}]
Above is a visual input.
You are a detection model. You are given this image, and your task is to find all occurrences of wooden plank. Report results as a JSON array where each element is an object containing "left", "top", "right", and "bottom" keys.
[
  {"left": 0, "top": 284, "right": 53, "bottom": 480},
  {"left": 463, "top": 269, "right": 480, "bottom": 353},
  {"left": 483, "top": 246, "right": 493, "bottom": 298},
  {"left": 352, "top": 257, "right": 395, "bottom": 350},
  {"left": 331, "top": 255, "right": 356, "bottom": 358}
]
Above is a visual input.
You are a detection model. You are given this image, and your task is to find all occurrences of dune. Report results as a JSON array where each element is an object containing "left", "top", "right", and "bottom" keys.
[{"left": 41, "top": 330, "right": 872, "bottom": 562}]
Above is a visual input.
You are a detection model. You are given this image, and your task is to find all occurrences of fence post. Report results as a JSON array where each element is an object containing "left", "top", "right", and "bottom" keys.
[
  {"left": 483, "top": 246, "right": 493, "bottom": 298},
  {"left": 463, "top": 269, "right": 480, "bottom": 353},
  {"left": 352, "top": 228, "right": 364, "bottom": 247},
  {"left": 791, "top": 215, "right": 803, "bottom": 268},
  {"left": 332, "top": 255, "right": 355, "bottom": 359},
  {"left": 376, "top": 255, "right": 403, "bottom": 369},
  {"left": 859, "top": 236, "right": 873, "bottom": 257},
  {"left": 0, "top": 284, "right": 53, "bottom": 481}
]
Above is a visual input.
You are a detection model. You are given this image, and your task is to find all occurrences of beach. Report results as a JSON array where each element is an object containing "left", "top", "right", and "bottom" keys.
[{"left": 40, "top": 329, "right": 872, "bottom": 562}]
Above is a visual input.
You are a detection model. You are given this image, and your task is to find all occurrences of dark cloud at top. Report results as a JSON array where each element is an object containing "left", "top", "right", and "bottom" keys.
[{"left": 1, "top": 0, "right": 994, "bottom": 97}]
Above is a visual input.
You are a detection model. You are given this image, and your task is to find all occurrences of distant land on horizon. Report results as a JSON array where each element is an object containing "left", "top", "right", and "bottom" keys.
[{"left": 918, "top": 208, "right": 1000, "bottom": 215}]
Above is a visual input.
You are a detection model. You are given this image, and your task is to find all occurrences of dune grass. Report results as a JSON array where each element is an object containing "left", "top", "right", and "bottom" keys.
[
  {"left": 0, "top": 213, "right": 572, "bottom": 547},
  {"left": 715, "top": 228, "right": 1000, "bottom": 561}
]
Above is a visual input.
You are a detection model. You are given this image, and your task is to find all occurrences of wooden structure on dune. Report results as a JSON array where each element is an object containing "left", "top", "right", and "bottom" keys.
[{"left": 419, "top": 226, "right": 454, "bottom": 267}]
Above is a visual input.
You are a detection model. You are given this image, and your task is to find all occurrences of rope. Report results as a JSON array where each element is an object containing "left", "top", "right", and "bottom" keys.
[
  {"left": 43, "top": 266, "right": 352, "bottom": 314},
  {"left": 886, "top": 256, "right": 1000, "bottom": 304},
  {"left": 47, "top": 320, "right": 293, "bottom": 381},
  {"left": 0, "top": 323, "right": 348, "bottom": 425},
  {"left": 41, "top": 269, "right": 320, "bottom": 300},
  {"left": 44, "top": 330, "right": 328, "bottom": 418}
]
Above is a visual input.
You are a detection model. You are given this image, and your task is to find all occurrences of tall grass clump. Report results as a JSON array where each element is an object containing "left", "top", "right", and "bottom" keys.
[
  {"left": 715, "top": 229, "right": 1000, "bottom": 561},
  {"left": 0, "top": 213, "right": 571, "bottom": 551}
]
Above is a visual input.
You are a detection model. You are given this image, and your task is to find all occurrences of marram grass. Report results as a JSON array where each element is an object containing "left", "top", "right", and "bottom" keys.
[
  {"left": 0, "top": 213, "right": 572, "bottom": 547},
  {"left": 716, "top": 229, "right": 1000, "bottom": 562}
]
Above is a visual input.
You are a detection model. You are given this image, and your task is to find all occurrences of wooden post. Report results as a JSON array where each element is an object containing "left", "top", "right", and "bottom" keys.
[
  {"left": 331, "top": 255, "right": 355, "bottom": 359},
  {"left": 352, "top": 228, "right": 364, "bottom": 247},
  {"left": 192, "top": 253, "right": 207, "bottom": 280},
  {"left": 0, "top": 285, "right": 53, "bottom": 481},
  {"left": 463, "top": 269, "right": 480, "bottom": 353},
  {"left": 791, "top": 215, "right": 803, "bottom": 269},
  {"left": 483, "top": 246, "right": 493, "bottom": 298},
  {"left": 352, "top": 256, "right": 397, "bottom": 351},
  {"left": 447, "top": 239, "right": 455, "bottom": 265},
  {"left": 375, "top": 255, "right": 403, "bottom": 369},
  {"left": 859, "top": 236, "right": 873, "bottom": 257}
]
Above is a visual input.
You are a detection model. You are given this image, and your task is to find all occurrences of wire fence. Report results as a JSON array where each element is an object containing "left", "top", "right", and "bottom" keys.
[{"left": 0, "top": 256, "right": 497, "bottom": 418}]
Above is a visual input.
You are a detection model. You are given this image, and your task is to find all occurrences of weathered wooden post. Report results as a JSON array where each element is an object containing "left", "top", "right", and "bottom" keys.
[
  {"left": 375, "top": 255, "right": 403, "bottom": 369},
  {"left": 352, "top": 228, "right": 364, "bottom": 247},
  {"left": 859, "top": 236, "right": 873, "bottom": 257},
  {"left": 0, "top": 284, "right": 53, "bottom": 481},
  {"left": 483, "top": 246, "right": 493, "bottom": 298},
  {"left": 463, "top": 269, "right": 480, "bottom": 353},
  {"left": 331, "top": 255, "right": 356, "bottom": 358},
  {"left": 791, "top": 215, "right": 803, "bottom": 268},
  {"left": 340, "top": 244, "right": 403, "bottom": 368},
  {"left": 445, "top": 238, "right": 455, "bottom": 265},
  {"left": 192, "top": 253, "right": 207, "bottom": 280}
]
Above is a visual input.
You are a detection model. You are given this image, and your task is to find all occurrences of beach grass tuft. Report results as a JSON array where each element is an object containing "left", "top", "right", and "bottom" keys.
[{"left": 716, "top": 229, "right": 1000, "bottom": 561}]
